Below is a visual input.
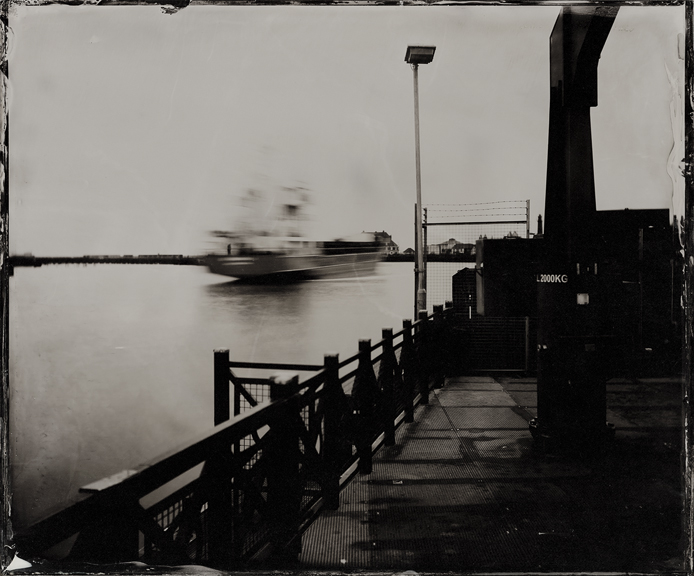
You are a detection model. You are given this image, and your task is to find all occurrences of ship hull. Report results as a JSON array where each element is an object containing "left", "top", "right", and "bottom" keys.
[{"left": 205, "top": 251, "right": 382, "bottom": 281}]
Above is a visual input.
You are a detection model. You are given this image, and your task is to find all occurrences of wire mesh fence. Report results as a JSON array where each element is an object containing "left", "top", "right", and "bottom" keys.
[{"left": 423, "top": 201, "right": 529, "bottom": 311}]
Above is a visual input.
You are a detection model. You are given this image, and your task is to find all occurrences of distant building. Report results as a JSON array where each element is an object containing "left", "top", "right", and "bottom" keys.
[
  {"left": 427, "top": 238, "right": 459, "bottom": 255},
  {"left": 368, "top": 230, "right": 400, "bottom": 255},
  {"left": 451, "top": 243, "right": 475, "bottom": 256},
  {"left": 424, "top": 238, "right": 476, "bottom": 257},
  {"left": 403, "top": 248, "right": 414, "bottom": 255}
]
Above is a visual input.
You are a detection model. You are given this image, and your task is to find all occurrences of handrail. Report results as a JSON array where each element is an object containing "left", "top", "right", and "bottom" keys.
[
  {"left": 337, "top": 351, "right": 360, "bottom": 370},
  {"left": 15, "top": 302, "right": 455, "bottom": 570},
  {"left": 229, "top": 361, "right": 323, "bottom": 371},
  {"left": 15, "top": 398, "right": 287, "bottom": 554}
]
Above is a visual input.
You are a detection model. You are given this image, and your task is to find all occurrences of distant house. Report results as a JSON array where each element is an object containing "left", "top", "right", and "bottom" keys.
[
  {"left": 369, "top": 230, "right": 400, "bottom": 255},
  {"left": 403, "top": 248, "right": 415, "bottom": 255},
  {"left": 453, "top": 243, "right": 475, "bottom": 255},
  {"left": 428, "top": 238, "right": 458, "bottom": 255}
]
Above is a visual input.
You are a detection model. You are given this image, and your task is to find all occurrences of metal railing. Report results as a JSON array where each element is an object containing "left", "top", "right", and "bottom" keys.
[{"left": 15, "top": 303, "right": 454, "bottom": 570}]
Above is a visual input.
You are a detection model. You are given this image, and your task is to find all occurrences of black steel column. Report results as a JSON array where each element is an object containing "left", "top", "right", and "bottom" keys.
[{"left": 534, "top": 6, "right": 619, "bottom": 450}]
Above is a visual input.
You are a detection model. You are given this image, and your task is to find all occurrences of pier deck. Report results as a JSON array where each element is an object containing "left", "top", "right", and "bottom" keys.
[{"left": 300, "top": 375, "right": 682, "bottom": 572}]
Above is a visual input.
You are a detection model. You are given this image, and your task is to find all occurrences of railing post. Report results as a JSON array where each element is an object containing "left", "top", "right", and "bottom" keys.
[
  {"left": 444, "top": 300, "right": 455, "bottom": 377},
  {"left": 214, "top": 349, "right": 230, "bottom": 425},
  {"left": 352, "top": 339, "right": 380, "bottom": 474},
  {"left": 230, "top": 362, "right": 242, "bottom": 552},
  {"left": 323, "top": 353, "right": 346, "bottom": 510},
  {"left": 68, "top": 501, "right": 140, "bottom": 563},
  {"left": 206, "top": 450, "right": 233, "bottom": 567},
  {"left": 417, "top": 310, "right": 430, "bottom": 404},
  {"left": 379, "top": 328, "right": 396, "bottom": 446},
  {"left": 525, "top": 316, "right": 531, "bottom": 373},
  {"left": 402, "top": 319, "right": 415, "bottom": 423},
  {"left": 433, "top": 304, "right": 445, "bottom": 388},
  {"left": 267, "top": 373, "right": 302, "bottom": 562}
]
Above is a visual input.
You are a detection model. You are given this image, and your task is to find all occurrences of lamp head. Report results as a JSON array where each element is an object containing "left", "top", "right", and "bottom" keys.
[{"left": 405, "top": 46, "right": 436, "bottom": 65}]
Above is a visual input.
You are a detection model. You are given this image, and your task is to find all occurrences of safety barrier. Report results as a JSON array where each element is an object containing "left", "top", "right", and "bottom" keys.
[{"left": 15, "top": 303, "right": 454, "bottom": 569}]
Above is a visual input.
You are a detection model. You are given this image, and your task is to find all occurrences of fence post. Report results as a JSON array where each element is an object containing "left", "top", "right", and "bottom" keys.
[
  {"left": 402, "top": 319, "right": 415, "bottom": 423},
  {"left": 352, "top": 339, "right": 380, "bottom": 474},
  {"left": 212, "top": 351, "right": 237, "bottom": 565},
  {"left": 433, "top": 305, "right": 445, "bottom": 388},
  {"left": 417, "top": 310, "right": 430, "bottom": 404},
  {"left": 206, "top": 450, "right": 233, "bottom": 567},
  {"left": 323, "top": 353, "right": 344, "bottom": 510},
  {"left": 379, "top": 328, "right": 396, "bottom": 447},
  {"left": 230, "top": 362, "right": 242, "bottom": 551},
  {"left": 443, "top": 300, "right": 455, "bottom": 377},
  {"left": 214, "top": 349, "right": 230, "bottom": 425},
  {"left": 212, "top": 347, "right": 235, "bottom": 569},
  {"left": 525, "top": 316, "right": 531, "bottom": 373},
  {"left": 68, "top": 502, "right": 140, "bottom": 563},
  {"left": 267, "top": 373, "right": 302, "bottom": 562}
]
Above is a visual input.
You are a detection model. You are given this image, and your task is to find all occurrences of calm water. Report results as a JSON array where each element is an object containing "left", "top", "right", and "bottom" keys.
[{"left": 9, "top": 261, "right": 445, "bottom": 530}]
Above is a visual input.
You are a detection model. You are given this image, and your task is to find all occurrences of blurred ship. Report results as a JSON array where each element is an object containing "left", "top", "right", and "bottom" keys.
[{"left": 205, "top": 186, "right": 384, "bottom": 281}]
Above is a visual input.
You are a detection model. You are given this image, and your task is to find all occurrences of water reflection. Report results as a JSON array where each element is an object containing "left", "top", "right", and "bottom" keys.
[
  {"left": 199, "top": 271, "right": 408, "bottom": 366},
  {"left": 205, "top": 280, "right": 309, "bottom": 323}
]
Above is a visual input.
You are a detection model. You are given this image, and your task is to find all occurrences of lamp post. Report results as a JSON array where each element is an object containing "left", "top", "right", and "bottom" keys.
[{"left": 405, "top": 45, "right": 436, "bottom": 318}]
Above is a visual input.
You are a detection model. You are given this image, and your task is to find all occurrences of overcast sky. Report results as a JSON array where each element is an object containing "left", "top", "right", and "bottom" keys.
[{"left": 8, "top": 4, "right": 684, "bottom": 255}]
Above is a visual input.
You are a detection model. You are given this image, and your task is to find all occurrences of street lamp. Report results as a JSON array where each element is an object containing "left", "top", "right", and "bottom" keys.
[{"left": 405, "top": 45, "right": 436, "bottom": 318}]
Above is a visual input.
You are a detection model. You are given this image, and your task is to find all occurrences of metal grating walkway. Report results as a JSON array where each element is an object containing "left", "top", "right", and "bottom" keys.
[{"left": 300, "top": 376, "right": 683, "bottom": 572}]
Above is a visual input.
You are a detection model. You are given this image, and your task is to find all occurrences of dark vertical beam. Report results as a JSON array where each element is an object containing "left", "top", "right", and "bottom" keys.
[
  {"left": 214, "top": 349, "right": 230, "bottom": 426},
  {"left": 544, "top": 6, "right": 619, "bottom": 261},
  {"left": 267, "top": 373, "right": 301, "bottom": 562},
  {"left": 205, "top": 453, "right": 233, "bottom": 568},
  {"left": 525, "top": 316, "right": 530, "bottom": 373},
  {"left": 380, "top": 328, "right": 396, "bottom": 447},
  {"left": 322, "top": 352, "right": 342, "bottom": 510},
  {"left": 353, "top": 339, "right": 378, "bottom": 474},
  {"left": 423, "top": 206, "right": 428, "bottom": 309},
  {"left": 417, "top": 310, "right": 430, "bottom": 404},
  {"left": 432, "top": 304, "right": 445, "bottom": 388},
  {"left": 536, "top": 6, "right": 619, "bottom": 449},
  {"left": 402, "top": 319, "right": 415, "bottom": 423}
]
